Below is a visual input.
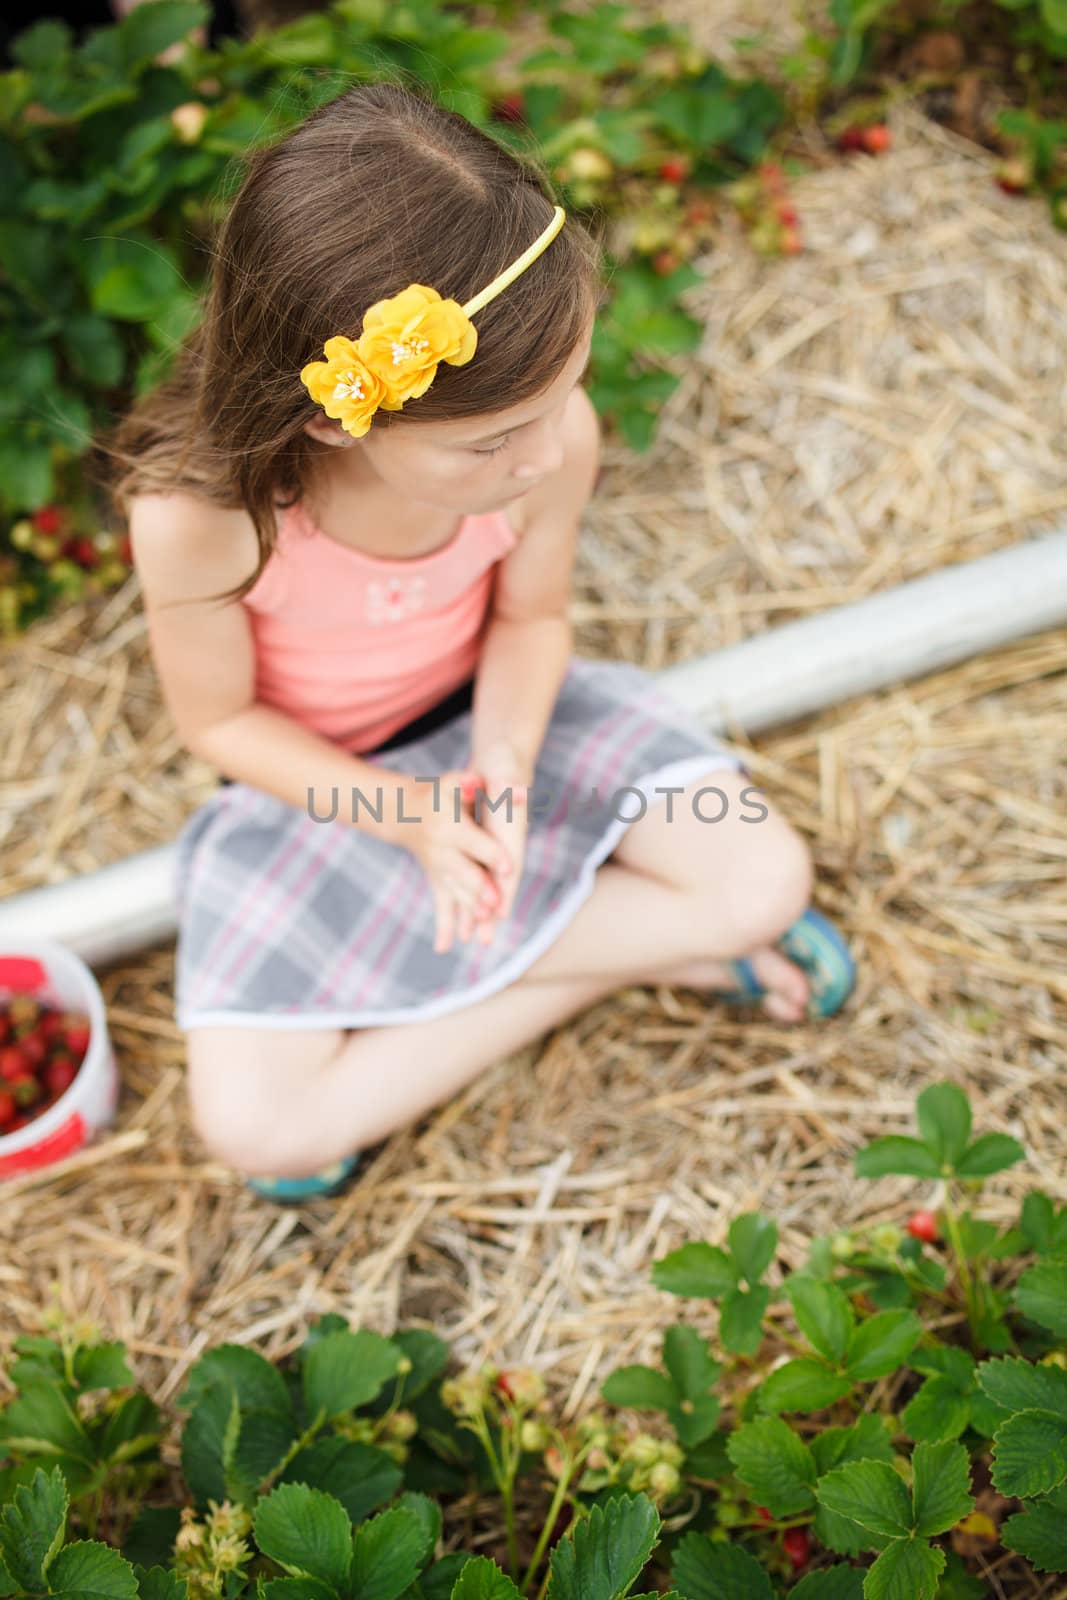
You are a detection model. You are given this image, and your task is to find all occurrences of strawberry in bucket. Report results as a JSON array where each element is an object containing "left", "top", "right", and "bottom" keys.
[{"left": 0, "top": 942, "right": 119, "bottom": 1177}]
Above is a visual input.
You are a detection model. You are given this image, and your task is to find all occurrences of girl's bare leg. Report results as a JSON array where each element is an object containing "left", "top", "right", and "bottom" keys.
[{"left": 186, "top": 837, "right": 813, "bottom": 1179}]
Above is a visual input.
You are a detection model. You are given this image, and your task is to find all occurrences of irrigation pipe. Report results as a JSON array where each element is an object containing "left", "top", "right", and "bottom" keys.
[{"left": 1, "top": 530, "right": 1065, "bottom": 971}]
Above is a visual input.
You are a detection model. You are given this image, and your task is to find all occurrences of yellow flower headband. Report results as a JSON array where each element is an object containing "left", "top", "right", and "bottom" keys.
[{"left": 300, "top": 204, "right": 567, "bottom": 440}]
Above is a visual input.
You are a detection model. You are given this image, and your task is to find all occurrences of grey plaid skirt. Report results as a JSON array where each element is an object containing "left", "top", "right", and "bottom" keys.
[{"left": 171, "top": 654, "right": 748, "bottom": 1030}]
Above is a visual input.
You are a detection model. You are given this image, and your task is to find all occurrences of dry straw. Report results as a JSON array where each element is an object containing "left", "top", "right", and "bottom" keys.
[{"left": 1, "top": 101, "right": 1065, "bottom": 1596}]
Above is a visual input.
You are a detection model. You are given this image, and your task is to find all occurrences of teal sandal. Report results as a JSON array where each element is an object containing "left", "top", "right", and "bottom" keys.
[
  {"left": 245, "top": 1151, "right": 361, "bottom": 1205},
  {"left": 723, "top": 906, "right": 855, "bottom": 1019}
]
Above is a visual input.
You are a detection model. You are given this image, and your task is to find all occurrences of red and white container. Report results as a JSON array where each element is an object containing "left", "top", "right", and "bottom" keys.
[{"left": 0, "top": 938, "right": 119, "bottom": 1178}]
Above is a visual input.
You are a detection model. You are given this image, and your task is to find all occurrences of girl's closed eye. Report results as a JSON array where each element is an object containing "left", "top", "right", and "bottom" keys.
[{"left": 474, "top": 438, "right": 509, "bottom": 457}]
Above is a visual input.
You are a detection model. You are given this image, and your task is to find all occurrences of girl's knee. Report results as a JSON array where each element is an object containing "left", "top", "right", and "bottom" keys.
[
  {"left": 709, "top": 816, "right": 814, "bottom": 951},
  {"left": 183, "top": 1025, "right": 344, "bottom": 1174}
]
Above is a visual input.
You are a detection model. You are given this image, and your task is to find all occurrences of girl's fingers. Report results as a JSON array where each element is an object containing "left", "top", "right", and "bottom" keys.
[{"left": 433, "top": 892, "right": 456, "bottom": 953}]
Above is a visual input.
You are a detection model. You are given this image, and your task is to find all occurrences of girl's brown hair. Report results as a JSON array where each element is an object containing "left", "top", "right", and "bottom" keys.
[{"left": 106, "top": 76, "right": 605, "bottom": 606}]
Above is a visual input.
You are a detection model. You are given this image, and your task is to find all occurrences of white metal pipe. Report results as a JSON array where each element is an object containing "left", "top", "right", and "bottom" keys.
[{"left": 2, "top": 530, "right": 1066, "bottom": 970}]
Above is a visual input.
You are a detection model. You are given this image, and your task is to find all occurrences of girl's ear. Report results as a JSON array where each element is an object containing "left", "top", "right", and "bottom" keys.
[{"left": 302, "top": 415, "right": 355, "bottom": 447}]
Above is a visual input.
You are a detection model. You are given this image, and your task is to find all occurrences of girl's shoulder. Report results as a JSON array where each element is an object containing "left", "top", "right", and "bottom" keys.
[{"left": 127, "top": 489, "right": 260, "bottom": 608}]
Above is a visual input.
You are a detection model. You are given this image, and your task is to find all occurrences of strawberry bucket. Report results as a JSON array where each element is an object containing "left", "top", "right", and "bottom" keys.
[{"left": 0, "top": 938, "right": 119, "bottom": 1178}]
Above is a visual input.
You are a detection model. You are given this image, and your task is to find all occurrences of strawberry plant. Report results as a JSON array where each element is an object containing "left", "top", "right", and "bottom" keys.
[
  {"left": 0, "top": 0, "right": 794, "bottom": 632},
  {"left": 2, "top": 1082, "right": 1064, "bottom": 1596}
]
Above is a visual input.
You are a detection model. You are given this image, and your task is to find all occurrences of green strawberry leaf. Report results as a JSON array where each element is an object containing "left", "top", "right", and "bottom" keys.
[
  {"left": 854, "top": 1138, "right": 941, "bottom": 1180},
  {"left": 810, "top": 1414, "right": 895, "bottom": 1475},
  {"left": 1014, "top": 1261, "right": 1067, "bottom": 1336},
  {"left": 135, "top": 1565, "right": 189, "bottom": 1600},
  {"left": 785, "top": 1277, "right": 855, "bottom": 1364},
  {"left": 0, "top": 1382, "right": 95, "bottom": 1465},
  {"left": 844, "top": 1311, "right": 923, "bottom": 1381},
  {"left": 0, "top": 1466, "right": 69, "bottom": 1592},
  {"left": 302, "top": 1331, "right": 404, "bottom": 1421},
  {"left": 815, "top": 1461, "right": 912, "bottom": 1539},
  {"left": 47, "top": 1542, "right": 140, "bottom": 1600},
  {"left": 975, "top": 1355, "right": 1067, "bottom": 1417},
  {"left": 901, "top": 1375, "right": 973, "bottom": 1443},
  {"left": 549, "top": 1493, "right": 659, "bottom": 1600},
  {"left": 915, "top": 1083, "right": 971, "bottom": 1171},
  {"left": 910, "top": 1441, "right": 974, "bottom": 1537},
  {"left": 988, "top": 1409, "right": 1067, "bottom": 1498},
  {"left": 1000, "top": 1485, "right": 1067, "bottom": 1573},
  {"left": 652, "top": 1243, "right": 738, "bottom": 1298},
  {"left": 719, "top": 1286, "right": 771, "bottom": 1357},
  {"left": 278, "top": 1438, "right": 402, "bottom": 1526},
  {"left": 789, "top": 1568, "right": 865, "bottom": 1598},
  {"left": 73, "top": 1344, "right": 134, "bottom": 1393},
  {"left": 757, "top": 1360, "right": 852, "bottom": 1414},
  {"left": 954, "top": 1134, "right": 1025, "bottom": 1178},
  {"left": 448, "top": 1555, "right": 522, "bottom": 1600},
  {"left": 600, "top": 1365, "right": 677, "bottom": 1411},
  {"left": 669, "top": 1532, "right": 776, "bottom": 1598},
  {"left": 727, "top": 1213, "right": 777, "bottom": 1286},
  {"left": 725, "top": 1417, "right": 817, "bottom": 1518},
  {"left": 253, "top": 1483, "right": 353, "bottom": 1588},
  {"left": 349, "top": 1506, "right": 430, "bottom": 1600},
  {"left": 864, "top": 1537, "right": 944, "bottom": 1600},
  {"left": 178, "top": 1345, "right": 293, "bottom": 1418}
]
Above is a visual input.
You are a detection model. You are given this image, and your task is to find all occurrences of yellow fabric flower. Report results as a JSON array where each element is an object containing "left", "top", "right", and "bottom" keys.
[
  {"left": 301, "top": 286, "right": 479, "bottom": 438},
  {"left": 299, "top": 336, "right": 387, "bottom": 440}
]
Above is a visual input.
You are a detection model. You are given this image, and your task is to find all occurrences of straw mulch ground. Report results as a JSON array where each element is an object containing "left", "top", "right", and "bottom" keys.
[{"left": 2, "top": 101, "right": 1066, "bottom": 1595}]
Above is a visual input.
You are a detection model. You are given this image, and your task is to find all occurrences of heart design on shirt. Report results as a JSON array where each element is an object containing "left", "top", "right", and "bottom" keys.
[{"left": 365, "top": 575, "right": 428, "bottom": 624}]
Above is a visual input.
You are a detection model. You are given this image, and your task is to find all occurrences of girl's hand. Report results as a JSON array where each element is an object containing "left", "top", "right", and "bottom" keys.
[
  {"left": 404, "top": 765, "right": 518, "bottom": 954},
  {"left": 464, "top": 742, "right": 531, "bottom": 948}
]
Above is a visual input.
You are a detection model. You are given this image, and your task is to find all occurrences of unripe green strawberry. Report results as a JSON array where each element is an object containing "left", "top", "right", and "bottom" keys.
[
  {"left": 31, "top": 533, "right": 60, "bottom": 562},
  {"left": 566, "top": 147, "right": 613, "bottom": 182},
  {"left": 649, "top": 1461, "right": 681, "bottom": 1496},
  {"left": 520, "top": 1418, "right": 550, "bottom": 1452},
  {"left": 9, "top": 520, "right": 35, "bottom": 551},
  {"left": 7, "top": 997, "right": 39, "bottom": 1027}
]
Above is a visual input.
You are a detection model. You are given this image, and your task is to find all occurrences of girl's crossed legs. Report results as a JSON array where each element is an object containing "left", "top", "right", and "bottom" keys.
[{"left": 185, "top": 769, "right": 814, "bottom": 1179}]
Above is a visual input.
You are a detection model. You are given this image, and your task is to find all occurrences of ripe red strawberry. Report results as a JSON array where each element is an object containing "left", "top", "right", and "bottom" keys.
[
  {"left": 907, "top": 1210, "right": 940, "bottom": 1243},
  {"left": 0, "top": 1088, "right": 15, "bottom": 1129},
  {"left": 776, "top": 201, "right": 799, "bottom": 225},
  {"left": 5, "top": 1113, "right": 27, "bottom": 1134},
  {"left": 659, "top": 156, "right": 689, "bottom": 183},
  {"left": 783, "top": 1527, "right": 811, "bottom": 1570},
  {"left": 45, "top": 1056, "right": 78, "bottom": 1098},
  {"left": 118, "top": 534, "right": 134, "bottom": 566},
  {"left": 64, "top": 1020, "right": 91, "bottom": 1058},
  {"left": 861, "top": 124, "right": 891, "bottom": 154},
  {"left": 0, "top": 1046, "right": 30, "bottom": 1082},
  {"left": 780, "top": 225, "right": 803, "bottom": 255},
  {"left": 492, "top": 93, "right": 526, "bottom": 124},
  {"left": 70, "top": 539, "right": 98, "bottom": 570},
  {"left": 38, "top": 1009, "right": 66, "bottom": 1041},
  {"left": 32, "top": 506, "right": 64, "bottom": 535},
  {"left": 755, "top": 1505, "right": 774, "bottom": 1525},
  {"left": 17, "top": 1030, "right": 47, "bottom": 1069},
  {"left": 836, "top": 125, "right": 866, "bottom": 151},
  {"left": 995, "top": 158, "right": 1030, "bottom": 194}
]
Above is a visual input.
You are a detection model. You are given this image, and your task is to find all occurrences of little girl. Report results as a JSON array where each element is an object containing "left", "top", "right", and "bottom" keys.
[{"left": 112, "top": 79, "right": 855, "bottom": 1203}]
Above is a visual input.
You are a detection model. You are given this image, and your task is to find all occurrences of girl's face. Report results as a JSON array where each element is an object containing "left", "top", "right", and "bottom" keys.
[{"left": 304, "top": 319, "right": 595, "bottom": 516}]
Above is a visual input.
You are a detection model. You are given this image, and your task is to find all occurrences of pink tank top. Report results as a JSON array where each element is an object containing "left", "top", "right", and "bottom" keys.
[{"left": 240, "top": 499, "right": 519, "bottom": 754}]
